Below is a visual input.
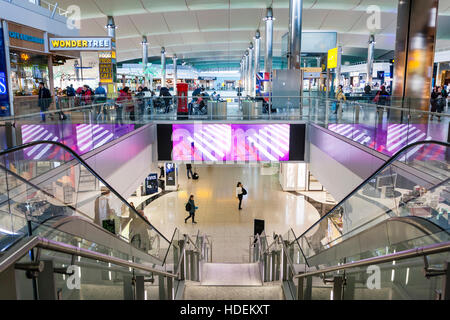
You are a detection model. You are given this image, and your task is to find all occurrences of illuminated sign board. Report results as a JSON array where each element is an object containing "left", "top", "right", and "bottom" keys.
[
  {"left": 0, "top": 25, "right": 10, "bottom": 116},
  {"left": 9, "top": 32, "right": 44, "bottom": 44},
  {"left": 49, "top": 37, "right": 112, "bottom": 51},
  {"left": 99, "top": 51, "right": 114, "bottom": 83},
  {"left": 327, "top": 47, "right": 338, "bottom": 69}
]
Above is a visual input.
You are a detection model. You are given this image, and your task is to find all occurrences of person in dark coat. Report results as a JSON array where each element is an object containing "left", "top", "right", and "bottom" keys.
[
  {"left": 186, "top": 163, "right": 194, "bottom": 179},
  {"left": 38, "top": 82, "right": 52, "bottom": 122},
  {"left": 184, "top": 195, "right": 198, "bottom": 224}
]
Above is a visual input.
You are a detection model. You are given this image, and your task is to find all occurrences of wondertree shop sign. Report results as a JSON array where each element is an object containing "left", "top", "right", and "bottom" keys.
[{"left": 49, "top": 37, "right": 112, "bottom": 51}]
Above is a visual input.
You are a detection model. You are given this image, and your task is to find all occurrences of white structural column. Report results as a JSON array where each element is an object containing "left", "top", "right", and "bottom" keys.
[
  {"left": 141, "top": 35, "right": 148, "bottom": 87},
  {"left": 173, "top": 54, "right": 178, "bottom": 96},
  {"left": 248, "top": 42, "right": 254, "bottom": 97},
  {"left": 264, "top": 7, "right": 274, "bottom": 74},
  {"left": 253, "top": 30, "right": 261, "bottom": 97},
  {"left": 367, "top": 34, "right": 375, "bottom": 86},
  {"left": 288, "top": 0, "right": 303, "bottom": 70},
  {"left": 161, "top": 47, "right": 166, "bottom": 88},
  {"left": 336, "top": 46, "right": 343, "bottom": 87},
  {"left": 244, "top": 50, "right": 250, "bottom": 96}
]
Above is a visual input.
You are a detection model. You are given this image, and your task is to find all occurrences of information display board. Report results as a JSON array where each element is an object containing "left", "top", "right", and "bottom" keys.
[{"left": 145, "top": 173, "right": 159, "bottom": 195}]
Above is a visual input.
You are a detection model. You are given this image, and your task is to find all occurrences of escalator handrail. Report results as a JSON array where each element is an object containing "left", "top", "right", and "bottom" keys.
[
  {"left": 0, "top": 235, "right": 176, "bottom": 278},
  {"left": 291, "top": 140, "right": 450, "bottom": 248},
  {"left": 292, "top": 240, "right": 450, "bottom": 281},
  {"left": 0, "top": 140, "right": 170, "bottom": 244}
]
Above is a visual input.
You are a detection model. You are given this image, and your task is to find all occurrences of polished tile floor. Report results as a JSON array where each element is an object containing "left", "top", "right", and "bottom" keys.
[{"left": 144, "top": 165, "right": 321, "bottom": 263}]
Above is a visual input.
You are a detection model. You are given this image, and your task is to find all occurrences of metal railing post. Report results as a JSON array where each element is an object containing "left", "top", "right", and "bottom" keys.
[
  {"left": 158, "top": 275, "right": 166, "bottom": 300},
  {"left": 167, "top": 275, "right": 173, "bottom": 300},
  {"left": 297, "top": 275, "right": 304, "bottom": 300},
  {"left": 37, "top": 260, "right": 57, "bottom": 300},
  {"left": 442, "top": 262, "right": 450, "bottom": 300},
  {"left": 135, "top": 275, "right": 145, "bottom": 300},
  {"left": 332, "top": 275, "right": 345, "bottom": 300}
]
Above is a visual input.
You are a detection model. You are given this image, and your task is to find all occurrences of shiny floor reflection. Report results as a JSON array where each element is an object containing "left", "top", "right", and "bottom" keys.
[{"left": 143, "top": 165, "right": 321, "bottom": 263}]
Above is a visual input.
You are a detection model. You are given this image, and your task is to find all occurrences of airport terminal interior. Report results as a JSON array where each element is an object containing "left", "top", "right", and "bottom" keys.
[{"left": 0, "top": 0, "right": 450, "bottom": 302}]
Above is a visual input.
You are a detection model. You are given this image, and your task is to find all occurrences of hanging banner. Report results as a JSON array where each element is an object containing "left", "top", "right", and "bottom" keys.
[
  {"left": 99, "top": 51, "right": 113, "bottom": 83},
  {"left": 327, "top": 47, "right": 338, "bottom": 69}
]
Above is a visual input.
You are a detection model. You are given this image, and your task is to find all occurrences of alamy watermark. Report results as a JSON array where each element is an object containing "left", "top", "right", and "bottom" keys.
[{"left": 366, "top": 5, "right": 382, "bottom": 31}]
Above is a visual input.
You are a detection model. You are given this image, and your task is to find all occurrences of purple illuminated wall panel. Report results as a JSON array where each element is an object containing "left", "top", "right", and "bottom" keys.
[
  {"left": 21, "top": 124, "right": 135, "bottom": 160},
  {"left": 327, "top": 122, "right": 446, "bottom": 161},
  {"left": 173, "top": 124, "right": 291, "bottom": 162}
]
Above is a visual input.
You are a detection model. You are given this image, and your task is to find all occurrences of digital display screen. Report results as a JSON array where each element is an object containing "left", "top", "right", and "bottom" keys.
[
  {"left": 172, "top": 124, "right": 291, "bottom": 162},
  {"left": 20, "top": 124, "right": 135, "bottom": 160}
]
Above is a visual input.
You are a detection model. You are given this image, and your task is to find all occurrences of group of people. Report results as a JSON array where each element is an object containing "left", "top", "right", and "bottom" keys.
[
  {"left": 430, "top": 86, "right": 448, "bottom": 121},
  {"left": 183, "top": 175, "right": 248, "bottom": 225}
]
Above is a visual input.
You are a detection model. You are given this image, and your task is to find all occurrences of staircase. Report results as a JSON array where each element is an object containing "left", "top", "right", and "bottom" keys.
[
  {"left": 178, "top": 233, "right": 285, "bottom": 300},
  {"left": 183, "top": 263, "right": 284, "bottom": 300}
]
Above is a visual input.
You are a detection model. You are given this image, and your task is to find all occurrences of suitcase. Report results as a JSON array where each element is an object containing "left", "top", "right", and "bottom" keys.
[{"left": 192, "top": 173, "right": 199, "bottom": 180}]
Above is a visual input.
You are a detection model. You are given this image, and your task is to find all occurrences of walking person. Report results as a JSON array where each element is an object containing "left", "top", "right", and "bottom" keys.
[
  {"left": 236, "top": 182, "right": 247, "bottom": 210},
  {"left": 184, "top": 195, "right": 198, "bottom": 224},
  {"left": 186, "top": 163, "right": 194, "bottom": 179},
  {"left": 430, "top": 86, "right": 442, "bottom": 121},
  {"left": 38, "top": 82, "right": 51, "bottom": 122},
  {"left": 334, "top": 85, "right": 346, "bottom": 117}
]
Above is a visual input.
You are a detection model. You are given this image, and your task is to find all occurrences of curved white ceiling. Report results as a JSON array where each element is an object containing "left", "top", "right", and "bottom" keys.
[{"left": 56, "top": 0, "right": 450, "bottom": 63}]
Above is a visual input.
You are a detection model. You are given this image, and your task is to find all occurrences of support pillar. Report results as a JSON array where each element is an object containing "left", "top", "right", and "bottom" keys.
[
  {"left": 254, "top": 30, "right": 261, "bottom": 96},
  {"left": 367, "top": 34, "right": 375, "bottom": 86},
  {"left": 393, "top": 0, "right": 439, "bottom": 112},
  {"left": 244, "top": 50, "right": 250, "bottom": 96},
  {"left": 161, "top": 47, "right": 166, "bottom": 88},
  {"left": 141, "top": 36, "right": 149, "bottom": 87},
  {"left": 105, "top": 16, "right": 117, "bottom": 95},
  {"left": 173, "top": 54, "right": 178, "bottom": 96},
  {"left": 336, "top": 46, "right": 343, "bottom": 88},
  {"left": 288, "top": 0, "right": 303, "bottom": 70},
  {"left": 248, "top": 42, "right": 254, "bottom": 97}
]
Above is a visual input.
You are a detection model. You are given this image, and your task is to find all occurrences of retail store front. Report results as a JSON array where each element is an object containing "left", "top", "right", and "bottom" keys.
[{"left": 6, "top": 22, "right": 79, "bottom": 116}]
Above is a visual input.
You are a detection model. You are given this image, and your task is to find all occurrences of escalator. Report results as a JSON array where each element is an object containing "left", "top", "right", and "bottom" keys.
[
  {"left": 251, "top": 140, "right": 450, "bottom": 300},
  {"left": 0, "top": 141, "right": 210, "bottom": 300},
  {"left": 1, "top": 140, "right": 449, "bottom": 300}
]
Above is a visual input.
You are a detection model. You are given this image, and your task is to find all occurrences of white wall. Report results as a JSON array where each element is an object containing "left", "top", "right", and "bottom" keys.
[
  {"left": 309, "top": 144, "right": 364, "bottom": 202},
  {"left": 0, "top": 0, "right": 78, "bottom": 37},
  {"left": 82, "top": 124, "right": 156, "bottom": 199}
]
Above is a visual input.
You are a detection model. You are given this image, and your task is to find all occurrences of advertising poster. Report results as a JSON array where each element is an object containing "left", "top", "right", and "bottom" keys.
[
  {"left": 165, "top": 163, "right": 176, "bottom": 187},
  {"left": 0, "top": 25, "right": 10, "bottom": 116},
  {"left": 145, "top": 173, "right": 159, "bottom": 195}
]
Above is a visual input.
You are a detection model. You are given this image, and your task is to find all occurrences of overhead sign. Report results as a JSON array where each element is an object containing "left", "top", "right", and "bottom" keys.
[
  {"left": 49, "top": 37, "right": 112, "bottom": 51},
  {"left": 9, "top": 32, "right": 44, "bottom": 45},
  {"left": 327, "top": 47, "right": 338, "bottom": 69},
  {"left": 99, "top": 51, "right": 113, "bottom": 83}
]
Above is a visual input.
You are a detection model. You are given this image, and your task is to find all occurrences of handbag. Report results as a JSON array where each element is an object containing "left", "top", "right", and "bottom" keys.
[{"left": 242, "top": 188, "right": 248, "bottom": 196}]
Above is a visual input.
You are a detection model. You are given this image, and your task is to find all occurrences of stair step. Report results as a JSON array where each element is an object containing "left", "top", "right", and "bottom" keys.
[
  {"left": 201, "top": 263, "right": 262, "bottom": 286},
  {"left": 184, "top": 283, "right": 284, "bottom": 300}
]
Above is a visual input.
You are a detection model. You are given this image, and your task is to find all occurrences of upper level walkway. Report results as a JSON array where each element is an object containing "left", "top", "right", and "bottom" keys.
[{"left": 1, "top": 94, "right": 449, "bottom": 162}]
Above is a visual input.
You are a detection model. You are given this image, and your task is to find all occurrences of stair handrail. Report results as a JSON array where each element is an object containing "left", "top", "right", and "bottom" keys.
[
  {"left": 0, "top": 141, "right": 170, "bottom": 246},
  {"left": 0, "top": 235, "right": 176, "bottom": 278},
  {"left": 292, "top": 240, "right": 450, "bottom": 281},
  {"left": 290, "top": 140, "right": 450, "bottom": 251}
]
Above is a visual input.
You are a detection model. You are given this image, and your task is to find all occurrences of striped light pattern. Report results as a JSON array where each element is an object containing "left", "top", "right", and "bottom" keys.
[
  {"left": 21, "top": 124, "right": 60, "bottom": 160},
  {"left": 327, "top": 123, "right": 444, "bottom": 160},
  {"left": 20, "top": 124, "right": 135, "bottom": 160},
  {"left": 173, "top": 124, "right": 290, "bottom": 162}
]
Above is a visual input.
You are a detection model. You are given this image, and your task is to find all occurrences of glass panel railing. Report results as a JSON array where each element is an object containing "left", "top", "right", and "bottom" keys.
[
  {"left": 11, "top": 241, "right": 174, "bottom": 300},
  {"left": 4, "top": 95, "right": 448, "bottom": 160},
  {"left": 0, "top": 142, "right": 171, "bottom": 264},
  {"left": 292, "top": 141, "right": 450, "bottom": 268},
  {"left": 300, "top": 250, "right": 450, "bottom": 300}
]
